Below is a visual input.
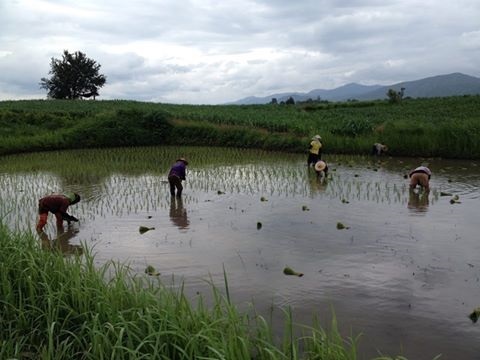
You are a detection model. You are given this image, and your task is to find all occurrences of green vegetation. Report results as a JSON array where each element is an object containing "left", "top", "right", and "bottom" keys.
[
  {"left": 40, "top": 50, "right": 106, "bottom": 100},
  {"left": 1, "top": 95, "right": 479, "bottom": 159},
  {"left": 0, "top": 98, "right": 458, "bottom": 358},
  {"left": 0, "top": 223, "right": 368, "bottom": 359},
  {"left": 283, "top": 267, "right": 304, "bottom": 277}
]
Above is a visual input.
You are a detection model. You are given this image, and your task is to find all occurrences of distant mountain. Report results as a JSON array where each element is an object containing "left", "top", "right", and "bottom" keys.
[
  {"left": 357, "top": 73, "right": 480, "bottom": 100},
  {"left": 227, "top": 73, "right": 480, "bottom": 105},
  {"left": 306, "top": 83, "right": 383, "bottom": 101}
]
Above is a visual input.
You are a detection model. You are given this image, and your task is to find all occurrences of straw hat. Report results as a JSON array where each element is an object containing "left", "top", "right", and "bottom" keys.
[
  {"left": 312, "top": 135, "right": 322, "bottom": 141},
  {"left": 176, "top": 157, "right": 189, "bottom": 165},
  {"left": 314, "top": 160, "right": 326, "bottom": 172},
  {"left": 65, "top": 192, "right": 81, "bottom": 204}
]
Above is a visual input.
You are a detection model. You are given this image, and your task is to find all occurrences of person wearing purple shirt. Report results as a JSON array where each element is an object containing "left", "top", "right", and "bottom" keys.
[{"left": 168, "top": 158, "right": 188, "bottom": 197}]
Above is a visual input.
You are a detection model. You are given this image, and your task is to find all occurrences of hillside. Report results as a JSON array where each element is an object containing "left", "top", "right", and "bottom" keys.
[
  {"left": 228, "top": 73, "right": 480, "bottom": 104},
  {"left": 1, "top": 96, "right": 480, "bottom": 159}
]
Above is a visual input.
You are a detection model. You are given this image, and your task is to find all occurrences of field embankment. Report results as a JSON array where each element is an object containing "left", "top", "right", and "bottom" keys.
[{"left": 1, "top": 96, "right": 479, "bottom": 159}]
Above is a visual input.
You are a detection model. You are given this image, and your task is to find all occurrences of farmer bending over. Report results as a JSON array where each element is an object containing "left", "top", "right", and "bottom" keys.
[
  {"left": 314, "top": 160, "right": 329, "bottom": 178},
  {"left": 409, "top": 166, "right": 431, "bottom": 192},
  {"left": 168, "top": 158, "right": 188, "bottom": 197},
  {"left": 372, "top": 143, "right": 388, "bottom": 156},
  {"left": 36, "top": 193, "right": 80, "bottom": 232}
]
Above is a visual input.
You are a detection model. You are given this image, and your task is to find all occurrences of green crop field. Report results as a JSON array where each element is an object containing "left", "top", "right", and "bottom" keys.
[{"left": 1, "top": 95, "right": 479, "bottom": 159}]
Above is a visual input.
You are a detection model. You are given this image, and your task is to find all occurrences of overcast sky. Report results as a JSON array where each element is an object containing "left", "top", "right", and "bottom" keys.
[{"left": 1, "top": 0, "right": 479, "bottom": 104}]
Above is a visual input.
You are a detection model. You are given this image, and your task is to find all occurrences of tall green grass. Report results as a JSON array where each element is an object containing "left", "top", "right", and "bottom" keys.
[{"left": 0, "top": 223, "right": 375, "bottom": 359}]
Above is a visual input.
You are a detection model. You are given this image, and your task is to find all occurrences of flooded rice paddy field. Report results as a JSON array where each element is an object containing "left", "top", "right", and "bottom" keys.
[{"left": 1, "top": 146, "right": 480, "bottom": 359}]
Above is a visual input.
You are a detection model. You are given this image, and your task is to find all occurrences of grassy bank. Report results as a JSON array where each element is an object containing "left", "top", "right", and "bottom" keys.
[
  {"left": 1, "top": 96, "right": 479, "bottom": 159},
  {"left": 0, "top": 223, "right": 403, "bottom": 359}
]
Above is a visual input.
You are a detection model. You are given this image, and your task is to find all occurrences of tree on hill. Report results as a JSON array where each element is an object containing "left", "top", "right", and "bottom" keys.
[
  {"left": 285, "top": 96, "right": 295, "bottom": 105},
  {"left": 386, "top": 87, "right": 405, "bottom": 104},
  {"left": 40, "top": 50, "right": 106, "bottom": 100}
]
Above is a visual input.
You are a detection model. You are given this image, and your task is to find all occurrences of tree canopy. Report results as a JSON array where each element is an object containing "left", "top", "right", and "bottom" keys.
[
  {"left": 40, "top": 50, "right": 106, "bottom": 100},
  {"left": 386, "top": 87, "right": 405, "bottom": 104}
]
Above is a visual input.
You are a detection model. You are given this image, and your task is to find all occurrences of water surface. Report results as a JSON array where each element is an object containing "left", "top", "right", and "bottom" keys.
[{"left": 1, "top": 146, "right": 479, "bottom": 359}]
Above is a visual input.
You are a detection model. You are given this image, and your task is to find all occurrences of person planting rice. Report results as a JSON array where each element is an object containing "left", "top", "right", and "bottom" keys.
[
  {"left": 307, "top": 135, "right": 323, "bottom": 166},
  {"left": 372, "top": 143, "right": 388, "bottom": 156},
  {"left": 409, "top": 166, "right": 431, "bottom": 192},
  {"left": 314, "top": 160, "right": 329, "bottom": 178},
  {"left": 36, "top": 193, "right": 80, "bottom": 232},
  {"left": 168, "top": 157, "right": 188, "bottom": 197}
]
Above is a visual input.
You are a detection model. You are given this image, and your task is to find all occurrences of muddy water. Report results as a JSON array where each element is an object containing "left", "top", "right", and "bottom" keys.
[{"left": 1, "top": 147, "right": 480, "bottom": 359}]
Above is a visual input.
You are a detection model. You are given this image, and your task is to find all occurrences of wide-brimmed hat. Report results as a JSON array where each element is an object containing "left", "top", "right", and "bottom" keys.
[
  {"left": 312, "top": 134, "right": 322, "bottom": 141},
  {"left": 314, "top": 160, "right": 327, "bottom": 172},
  {"left": 176, "top": 157, "right": 189, "bottom": 165},
  {"left": 65, "top": 192, "right": 81, "bottom": 204}
]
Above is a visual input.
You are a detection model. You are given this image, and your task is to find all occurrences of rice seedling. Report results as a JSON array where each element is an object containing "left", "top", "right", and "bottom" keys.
[
  {"left": 337, "top": 222, "right": 349, "bottom": 230},
  {"left": 449, "top": 195, "right": 461, "bottom": 204},
  {"left": 139, "top": 225, "right": 155, "bottom": 234},
  {"left": 469, "top": 307, "right": 480, "bottom": 323},
  {"left": 283, "top": 267, "right": 304, "bottom": 277},
  {"left": 145, "top": 264, "right": 160, "bottom": 276}
]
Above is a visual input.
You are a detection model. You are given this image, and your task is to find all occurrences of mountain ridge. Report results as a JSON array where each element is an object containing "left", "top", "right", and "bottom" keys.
[{"left": 227, "top": 73, "right": 480, "bottom": 105}]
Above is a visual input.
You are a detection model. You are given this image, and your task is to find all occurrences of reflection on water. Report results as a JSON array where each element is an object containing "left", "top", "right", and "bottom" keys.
[
  {"left": 1, "top": 147, "right": 480, "bottom": 359},
  {"left": 39, "top": 225, "right": 83, "bottom": 255},
  {"left": 307, "top": 168, "right": 328, "bottom": 195},
  {"left": 407, "top": 188, "right": 429, "bottom": 214},
  {"left": 169, "top": 196, "right": 189, "bottom": 230}
]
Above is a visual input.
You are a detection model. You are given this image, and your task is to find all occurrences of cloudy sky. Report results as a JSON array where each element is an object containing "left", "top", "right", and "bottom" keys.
[{"left": 1, "top": 0, "right": 479, "bottom": 104}]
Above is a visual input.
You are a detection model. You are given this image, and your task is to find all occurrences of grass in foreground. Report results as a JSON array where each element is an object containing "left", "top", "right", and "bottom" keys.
[{"left": 0, "top": 223, "right": 412, "bottom": 359}]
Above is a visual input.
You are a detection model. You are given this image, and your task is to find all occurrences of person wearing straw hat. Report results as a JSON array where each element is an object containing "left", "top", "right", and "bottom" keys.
[
  {"left": 36, "top": 192, "right": 80, "bottom": 233},
  {"left": 409, "top": 165, "right": 431, "bottom": 192},
  {"left": 168, "top": 157, "right": 189, "bottom": 197},
  {"left": 307, "top": 135, "right": 323, "bottom": 166},
  {"left": 314, "top": 160, "right": 329, "bottom": 178}
]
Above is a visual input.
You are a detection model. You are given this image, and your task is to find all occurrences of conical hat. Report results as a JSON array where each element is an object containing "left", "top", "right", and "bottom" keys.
[
  {"left": 176, "top": 157, "right": 189, "bottom": 165},
  {"left": 314, "top": 160, "right": 326, "bottom": 172}
]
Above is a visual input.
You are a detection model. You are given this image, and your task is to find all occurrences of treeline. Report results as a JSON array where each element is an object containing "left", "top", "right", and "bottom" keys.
[{"left": 1, "top": 95, "right": 479, "bottom": 159}]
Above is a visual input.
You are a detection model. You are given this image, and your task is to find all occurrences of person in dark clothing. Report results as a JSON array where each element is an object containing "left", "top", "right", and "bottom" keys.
[
  {"left": 36, "top": 193, "right": 80, "bottom": 232},
  {"left": 168, "top": 158, "right": 188, "bottom": 197}
]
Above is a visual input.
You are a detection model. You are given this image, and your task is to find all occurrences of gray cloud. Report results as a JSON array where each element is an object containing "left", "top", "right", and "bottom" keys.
[{"left": 0, "top": 0, "right": 479, "bottom": 104}]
